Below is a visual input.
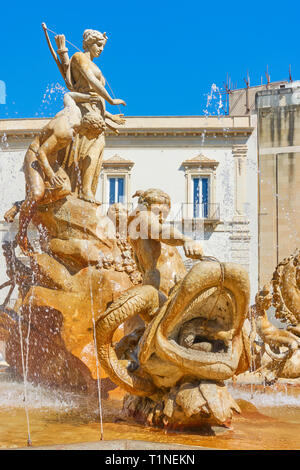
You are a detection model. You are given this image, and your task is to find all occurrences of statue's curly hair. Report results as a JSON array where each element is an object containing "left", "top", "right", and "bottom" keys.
[
  {"left": 82, "top": 29, "right": 107, "bottom": 51},
  {"left": 79, "top": 112, "right": 106, "bottom": 140}
]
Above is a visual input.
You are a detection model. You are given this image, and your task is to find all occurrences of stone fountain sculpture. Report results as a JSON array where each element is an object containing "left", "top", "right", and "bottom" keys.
[
  {"left": 0, "top": 25, "right": 136, "bottom": 393},
  {"left": 0, "top": 26, "right": 253, "bottom": 430},
  {"left": 95, "top": 189, "right": 252, "bottom": 428},
  {"left": 251, "top": 250, "right": 300, "bottom": 381}
]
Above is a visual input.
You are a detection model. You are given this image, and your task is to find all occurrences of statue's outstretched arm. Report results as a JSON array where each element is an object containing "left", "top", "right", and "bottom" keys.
[
  {"left": 105, "top": 111, "right": 126, "bottom": 125},
  {"left": 86, "top": 70, "right": 125, "bottom": 107},
  {"left": 64, "top": 91, "right": 96, "bottom": 104},
  {"left": 72, "top": 53, "right": 126, "bottom": 106},
  {"left": 139, "top": 212, "right": 203, "bottom": 258},
  {"left": 65, "top": 90, "right": 111, "bottom": 106},
  {"left": 160, "top": 224, "right": 188, "bottom": 246},
  {"left": 161, "top": 225, "right": 203, "bottom": 258}
]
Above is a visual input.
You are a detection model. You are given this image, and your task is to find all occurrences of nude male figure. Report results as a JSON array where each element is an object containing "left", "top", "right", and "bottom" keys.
[
  {"left": 11, "top": 91, "right": 105, "bottom": 254},
  {"left": 128, "top": 188, "right": 203, "bottom": 298}
]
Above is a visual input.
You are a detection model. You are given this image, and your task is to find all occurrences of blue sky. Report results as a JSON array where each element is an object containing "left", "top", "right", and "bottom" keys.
[{"left": 1, "top": 0, "right": 300, "bottom": 118}]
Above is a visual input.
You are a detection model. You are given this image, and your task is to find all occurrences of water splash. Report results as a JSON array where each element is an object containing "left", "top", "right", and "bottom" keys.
[
  {"left": 203, "top": 84, "right": 225, "bottom": 118},
  {"left": 17, "top": 287, "right": 35, "bottom": 446},
  {"left": 0, "top": 380, "right": 77, "bottom": 411},
  {"left": 86, "top": 239, "right": 104, "bottom": 441},
  {"left": 229, "top": 385, "right": 300, "bottom": 408},
  {"left": 0, "top": 133, "right": 9, "bottom": 150},
  {"left": 36, "top": 82, "right": 67, "bottom": 118}
]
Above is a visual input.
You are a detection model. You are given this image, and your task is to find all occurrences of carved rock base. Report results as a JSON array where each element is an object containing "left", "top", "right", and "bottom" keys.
[{"left": 122, "top": 381, "right": 241, "bottom": 429}]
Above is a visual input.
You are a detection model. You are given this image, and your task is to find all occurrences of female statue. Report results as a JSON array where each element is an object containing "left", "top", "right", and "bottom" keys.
[
  {"left": 61, "top": 28, "right": 126, "bottom": 202},
  {"left": 5, "top": 27, "right": 126, "bottom": 254}
]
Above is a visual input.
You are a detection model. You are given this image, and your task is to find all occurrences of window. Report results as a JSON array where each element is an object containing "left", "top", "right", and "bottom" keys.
[
  {"left": 181, "top": 154, "right": 219, "bottom": 221},
  {"left": 109, "top": 177, "right": 125, "bottom": 205},
  {"left": 101, "top": 155, "right": 135, "bottom": 210},
  {"left": 193, "top": 176, "right": 209, "bottom": 218}
]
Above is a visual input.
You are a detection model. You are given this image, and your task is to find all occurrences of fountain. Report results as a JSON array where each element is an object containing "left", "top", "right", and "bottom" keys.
[
  {"left": 0, "top": 23, "right": 300, "bottom": 451},
  {"left": 248, "top": 250, "right": 300, "bottom": 382}
]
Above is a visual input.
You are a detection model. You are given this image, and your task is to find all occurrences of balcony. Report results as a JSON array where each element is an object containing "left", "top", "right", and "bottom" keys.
[
  {"left": 99, "top": 202, "right": 220, "bottom": 233},
  {"left": 181, "top": 203, "right": 220, "bottom": 222},
  {"left": 169, "top": 203, "right": 221, "bottom": 233}
]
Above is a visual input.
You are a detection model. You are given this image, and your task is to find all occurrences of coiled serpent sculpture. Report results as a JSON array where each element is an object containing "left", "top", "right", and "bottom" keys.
[{"left": 96, "top": 260, "right": 251, "bottom": 428}]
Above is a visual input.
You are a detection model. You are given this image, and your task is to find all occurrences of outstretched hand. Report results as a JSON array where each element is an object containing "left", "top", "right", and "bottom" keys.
[
  {"left": 183, "top": 240, "right": 203, "bottom": 259},
  {"left": 112, "top": 114, "right": 126, "bottom": 125},
  {"left": 112, "top": 99, "right": 126, "bottom": 106}
]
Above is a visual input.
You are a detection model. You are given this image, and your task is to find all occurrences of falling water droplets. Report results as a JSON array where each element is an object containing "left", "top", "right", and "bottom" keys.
[
  {"left": 203, "top": 83, "right": 226, "bottom": 118},
  {"left": 37, "top": 83, "right": 67, "bottom": 117},
  {"left": 0, "top": 133, "right": 9, "bottom": 150}
]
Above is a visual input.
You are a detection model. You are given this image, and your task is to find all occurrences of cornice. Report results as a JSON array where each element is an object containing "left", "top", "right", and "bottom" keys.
[
  {"left": 0, "top": 116, "right": 254, "bottom": 140},
  {"left": 106, "top": 128, "right": 253, "bottom": 138},
  {"left": 0, "top": 128, "right": 254, "bottom": 140}
]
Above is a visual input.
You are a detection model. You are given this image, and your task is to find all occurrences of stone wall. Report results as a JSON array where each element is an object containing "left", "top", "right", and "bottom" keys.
[{"left": 257, "top": 88, "right": 300, "bottom": 286}]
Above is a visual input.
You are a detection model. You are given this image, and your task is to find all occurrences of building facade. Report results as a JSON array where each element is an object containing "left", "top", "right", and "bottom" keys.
[
  {"left": 256, "top": 83, "right": 300, "bottom": 285},
  {"left": 0, "top": 114, "right": 258, "bottom": 301}
]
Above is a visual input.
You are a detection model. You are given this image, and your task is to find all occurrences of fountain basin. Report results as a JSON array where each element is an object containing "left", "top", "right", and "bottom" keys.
[{"left": 1, "top": 370, "right": 300, "bottom": 450}]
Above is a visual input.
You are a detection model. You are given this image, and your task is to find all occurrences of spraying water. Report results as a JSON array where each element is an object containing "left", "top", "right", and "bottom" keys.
[{"left": 203, "top": 83, "right": 225, "bottom": 118}]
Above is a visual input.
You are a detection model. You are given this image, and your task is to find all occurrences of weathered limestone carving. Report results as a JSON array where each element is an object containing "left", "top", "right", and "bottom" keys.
[
  {"left": 0, "top": 203, "right": 134, "bottom": 391},
  {"left": 251, "top": 251, "right": 300, "bottom": 380},
  {"left": 96, "top": 260, "right": 250, "bottom": 427},
  {"left": 14, "top": 91, "right": 105, "bottom": 254},
  {"left": 107, "top": 203, "right": 142, "bottom": 285},
  {"left": 5, "top": 26, "right": 127, "bottom": 255},
  {"left": 128, "top": 188, "right": 203, "bottom": 297},
  {"left": 0, "top": 25, "right": 131, "bottom": 393},
  {"left": 94, "top": 189, "right": 251, "bottom": 428},
  {"left": 0, "top": 26, "right": 254, "bottom": 434},
  {"left": 59, "top": 28, "right": 126, "bottom": 203}
]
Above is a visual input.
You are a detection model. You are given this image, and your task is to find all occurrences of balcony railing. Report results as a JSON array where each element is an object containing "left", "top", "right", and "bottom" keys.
[
  {"left": 98, "top": 201, "right": 220, "bottom": 229},
  {"left": 179, "top": 203, "right": 220, "bottom": 222},
  {"left": 166, "top": 203, "right": 220, "bottom": 235}
]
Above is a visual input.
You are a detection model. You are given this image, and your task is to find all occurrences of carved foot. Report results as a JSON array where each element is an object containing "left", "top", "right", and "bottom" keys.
[
  {"left": 4, "top": 205, "right": 20, "bottom": 223},
  {"left": 78, "top": 191, "right": 101, "bottom": 205}
]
